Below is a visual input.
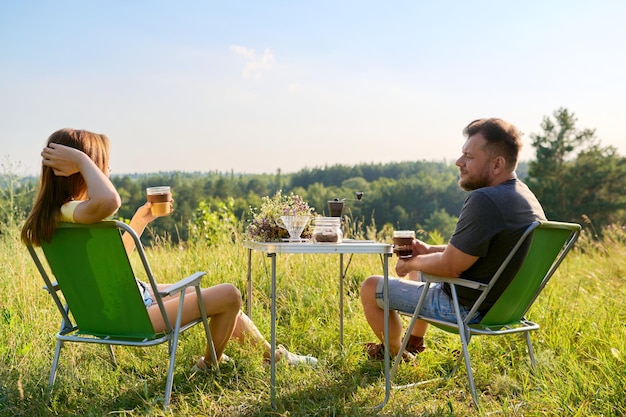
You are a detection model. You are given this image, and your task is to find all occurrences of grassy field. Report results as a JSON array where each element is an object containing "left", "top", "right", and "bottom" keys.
[{"left": 0, "top": 224, "right": 625, "bottom": 417}]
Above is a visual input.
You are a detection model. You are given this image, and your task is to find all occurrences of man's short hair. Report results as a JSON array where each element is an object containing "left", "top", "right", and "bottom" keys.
[{"left": 463, "top": 118, "right": 523, "bottom": 170}]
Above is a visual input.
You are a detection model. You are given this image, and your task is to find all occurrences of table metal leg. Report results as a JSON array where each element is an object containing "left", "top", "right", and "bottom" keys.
[
  {"left": 339, "top": 253, "right": 344, "bottom": 347},
  {"left": 247, "top": 249, "right": 252, "bottom": 318},
  {"left": 376, "top": 253, "right": 392, "bottom": 409},
  {"left": 269, "top": 253, "right": 277, "bottom": 410}
]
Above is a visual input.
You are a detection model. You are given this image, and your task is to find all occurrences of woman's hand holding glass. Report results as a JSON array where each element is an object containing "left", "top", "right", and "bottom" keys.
[{"left": 132, "top": 200, "right": 174, "bottom": 227}]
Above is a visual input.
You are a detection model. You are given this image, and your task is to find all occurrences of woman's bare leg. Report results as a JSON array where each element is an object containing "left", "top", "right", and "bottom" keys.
[
  {"left": 231, "top": 311, "right": 317, "bottom": 365},
  {"left": 148, "top": 283, "right": 242, "bottom": 364},
  {"left": 232, "top": 311, "right": 272, "bottom": 359}
]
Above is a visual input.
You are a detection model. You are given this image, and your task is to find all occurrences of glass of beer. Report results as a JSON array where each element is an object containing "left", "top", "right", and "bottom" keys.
[
  {"left": 146, "top": 186, "right": 172, "bottom": 217},
  {"left": 393, "top": 230, "right": 415, "bottom": 258}
]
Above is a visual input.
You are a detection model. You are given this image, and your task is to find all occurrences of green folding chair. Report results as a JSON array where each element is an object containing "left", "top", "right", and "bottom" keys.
[
  {"left": 26, "top": 221, "right": 219, "bottom": 408},
  {"left": 390, "top": 220, "right": 581, "bottom": 405}
]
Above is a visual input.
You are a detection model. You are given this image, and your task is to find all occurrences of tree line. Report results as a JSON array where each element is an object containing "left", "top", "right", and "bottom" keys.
[
  {"left": 107, "top": 159, "right": 467, "bottom": 244},
  {"left": 2, "top": 108, "right": 625, "bottom": 243}
]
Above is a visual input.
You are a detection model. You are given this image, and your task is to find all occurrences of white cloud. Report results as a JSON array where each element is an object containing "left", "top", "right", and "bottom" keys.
[
  {"left": 230, "top": 45, "right": 255, "bottom": 60},
  {"left": 230, "top": 45, "right": 275, "bottom": 80}
]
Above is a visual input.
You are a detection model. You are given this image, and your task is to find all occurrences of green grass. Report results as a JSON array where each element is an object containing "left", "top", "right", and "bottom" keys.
[{"left": 0, "top": 226, "right": 625, "bottom": 416}]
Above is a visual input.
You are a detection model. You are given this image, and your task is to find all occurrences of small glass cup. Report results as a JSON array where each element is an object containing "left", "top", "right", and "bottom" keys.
[
  {"left": 393, "top": 230, "right": 415, "bottom": 258},
  {"left": 312, "top": 216, "right": 343, "bottom": 243},
  {"left": 146, "top": 186, "right": 172, "bottom": 217}
]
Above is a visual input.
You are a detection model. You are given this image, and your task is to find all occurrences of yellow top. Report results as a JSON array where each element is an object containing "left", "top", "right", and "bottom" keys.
[
  {"left": 59, "top": 200, "right": 116, "bottom": 222},
  {"left": 60, "top": 201, "right": 82, "bottom": 223}
]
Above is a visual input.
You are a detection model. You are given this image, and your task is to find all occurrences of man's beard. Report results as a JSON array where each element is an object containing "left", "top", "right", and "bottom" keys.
[{"left": 458, "top": 171, "right": 490, "bottom": 191}]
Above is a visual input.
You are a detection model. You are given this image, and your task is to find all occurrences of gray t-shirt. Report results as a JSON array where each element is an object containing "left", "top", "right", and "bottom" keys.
[{"left": 448, "top": 178, "right": 547, "bottom": 313}]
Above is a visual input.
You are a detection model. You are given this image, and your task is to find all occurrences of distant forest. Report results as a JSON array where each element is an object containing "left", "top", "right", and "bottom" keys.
[
  {"left": 3, "top": 108, "right": 625, "bottom": 245},
  {"left": 109, "top": 159, "right": 480, "bottom": 244}
]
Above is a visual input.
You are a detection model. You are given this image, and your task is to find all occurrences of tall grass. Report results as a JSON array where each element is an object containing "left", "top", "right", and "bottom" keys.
[{"left": 0, "top": 224, "right": 625, "bottom": 416}]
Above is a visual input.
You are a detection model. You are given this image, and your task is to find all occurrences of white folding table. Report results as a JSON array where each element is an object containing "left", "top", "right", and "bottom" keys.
[{"left": 244, "top": 240, "right": 394, "bottom": 410}]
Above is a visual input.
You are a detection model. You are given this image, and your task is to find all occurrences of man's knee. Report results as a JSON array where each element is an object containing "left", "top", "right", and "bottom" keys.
[{"left": 360, "top": 275, "right": 381, "bottom": 303}]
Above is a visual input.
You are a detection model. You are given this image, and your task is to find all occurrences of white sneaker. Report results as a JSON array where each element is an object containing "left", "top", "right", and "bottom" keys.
[{"left": 276, "top": 345, "right": 318, "bottom": 367}]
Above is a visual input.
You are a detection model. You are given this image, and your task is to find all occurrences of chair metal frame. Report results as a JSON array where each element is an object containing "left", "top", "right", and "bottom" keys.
[
  {"left": 389, "top": 220, "right": 581, "bottom": 405},
  {"left": 26, "top": 220, "right": 218, "bottom": 408}
]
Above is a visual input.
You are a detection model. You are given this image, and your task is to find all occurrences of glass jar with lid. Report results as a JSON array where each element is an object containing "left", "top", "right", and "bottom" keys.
[{"left": 312, "top": 217, "right": 343, "bottom": 243}]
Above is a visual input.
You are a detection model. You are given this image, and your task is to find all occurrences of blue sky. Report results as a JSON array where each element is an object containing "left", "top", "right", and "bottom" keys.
[{"left": 2, "top": 1, "right": 625, "bottom": 175}]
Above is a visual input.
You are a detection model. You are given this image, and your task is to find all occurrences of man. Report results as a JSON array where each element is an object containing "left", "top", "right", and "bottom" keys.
[{"left": 360, "top": 118, "right": 547, "bottom": 359}]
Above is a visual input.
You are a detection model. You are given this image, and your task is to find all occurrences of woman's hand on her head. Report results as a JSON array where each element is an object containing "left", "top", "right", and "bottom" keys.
[{"left": 41, "top": 143, "right": 87, "bottom": 176}]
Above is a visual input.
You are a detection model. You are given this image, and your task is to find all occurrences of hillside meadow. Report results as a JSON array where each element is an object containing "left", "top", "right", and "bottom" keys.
[{"left": 0, "top": 223, "right": 625, "bottom": 417}]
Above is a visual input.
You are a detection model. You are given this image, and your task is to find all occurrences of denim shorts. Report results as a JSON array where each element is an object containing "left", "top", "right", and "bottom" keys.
[
  {"left": 137, "top": 279, "right": 155, "bottom": 308},
  {"left": 375, "top": 277, "right": 483, "bottom": 324}
]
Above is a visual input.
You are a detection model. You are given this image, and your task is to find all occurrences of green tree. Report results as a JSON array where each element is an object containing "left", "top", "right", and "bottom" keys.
[
  {"left": 188, "top": 198, "right": 238, "bottom": 246},
  {"left": 562, "top": 145, "right": 626, "bottom": 228},
  {"left": 527, "top": 108, "right": 626, "bottom": 228}
]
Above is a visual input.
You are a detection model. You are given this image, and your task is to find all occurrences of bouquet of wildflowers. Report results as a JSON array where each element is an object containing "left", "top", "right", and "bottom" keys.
[{"left": 246, "top": 190, "right": 315, "bottom": 241}]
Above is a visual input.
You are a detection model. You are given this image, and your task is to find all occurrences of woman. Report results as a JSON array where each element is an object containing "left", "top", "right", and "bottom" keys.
[{"left": 22, "top": 128, "right": 317, "bottom": 370}]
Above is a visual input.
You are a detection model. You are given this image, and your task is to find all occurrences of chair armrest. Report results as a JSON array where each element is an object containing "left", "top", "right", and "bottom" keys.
[
  {"left": 157, "top": 272, "right": 207, "bottom": 297},
  {"left": 420, "top": 272, "right": 487, "bottom": 290},
  {"left": 43, "top": 281, "right": 60, "bottom": 292}
]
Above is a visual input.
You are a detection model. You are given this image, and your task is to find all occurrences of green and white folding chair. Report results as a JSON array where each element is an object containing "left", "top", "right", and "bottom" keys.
[
  {"left": 26, "top": 221, "right": 218, "bottom": 408},
  {"left": 390, "top": 220, "right": 581, "bottom": 405}
]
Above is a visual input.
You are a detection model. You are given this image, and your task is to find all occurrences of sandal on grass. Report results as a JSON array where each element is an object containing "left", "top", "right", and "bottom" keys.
[
  {"left": 363, "top": 342, "right": 415, "bottom": 362},
  {"left": 190, "top": 354, "right": 232, "bottom": 373}
]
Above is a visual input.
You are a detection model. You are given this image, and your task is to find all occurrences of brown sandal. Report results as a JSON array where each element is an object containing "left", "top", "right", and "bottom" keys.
[{"left": 363, "top": 342, "right": 415, "bottom": 362}]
